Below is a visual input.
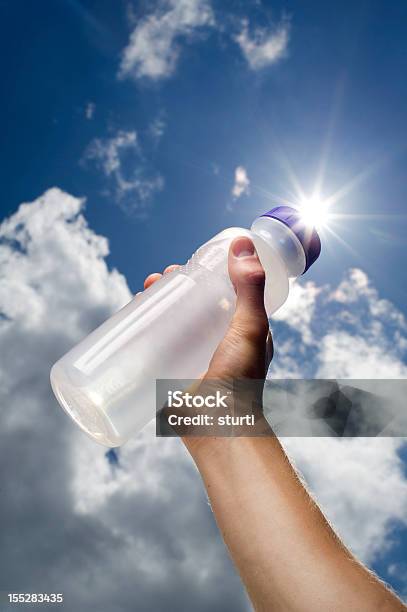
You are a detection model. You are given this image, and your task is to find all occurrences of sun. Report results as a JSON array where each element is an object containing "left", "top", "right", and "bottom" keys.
[{"left": 297, "top": 194, "right": 331, "bottom": 230}]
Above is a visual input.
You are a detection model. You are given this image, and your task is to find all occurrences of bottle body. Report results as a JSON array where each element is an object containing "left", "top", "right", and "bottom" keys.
[{"left": 51, "top": 221, "right": 305, "bottom": 447}]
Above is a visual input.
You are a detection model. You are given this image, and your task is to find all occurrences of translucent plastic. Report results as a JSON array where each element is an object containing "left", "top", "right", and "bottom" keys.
[{"left": 50, "top": 218, "right": 306, "bottom": 447}]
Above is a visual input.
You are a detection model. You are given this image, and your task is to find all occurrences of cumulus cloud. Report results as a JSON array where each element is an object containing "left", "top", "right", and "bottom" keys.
[
  {"left": 0, "top": 188, "right": 130, "bottom": 340},
  {"left": 271, "top": 267, "right": 407, "bottom": 379},
  {"left": 0, "top": 189, "right": 247, "bottom": 611},
  {"left": 272, "top": 280, "right": 322, "bottom": 345},
  {"left": 231, "top": 165, "right": 250, "bottom": 199},
  {"left": 83, "top": 130, "right": 164, "bottom": 214},
  {"left": 329, "top": 268, "right": 407, "bottom": 334},
  {"left": 1, "top": 189, "right": 406, "bottom": 607},
  {"left": 282, "top": 437, "right": 407, "bottom": 563},
  {"left": 234, "top": 17, "right": 289, "bottom": 70},
  {"left": 119, "top": 0, "right": 214, "bottom": 80},
  {"left": 119, "top": 4, "right": 290, "bottom": 82},
  {"left": 319, "top": 269, "right": 407, "bottom": 378},
  {"left": 268, "top": 269, "right": 407, "bottom": 563}
]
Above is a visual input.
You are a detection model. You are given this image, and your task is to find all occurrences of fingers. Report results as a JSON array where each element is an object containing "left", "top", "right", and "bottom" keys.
[
  {"left": 143, "top": 273, "right": 162, "bottom": 290},
  {"left": 143, "top": 264, "right": 180, "bottom": 290},
  {"left": 163, "top": 264, "right": 180, "bottom": 275},
  {"left": 139, "top": 244, "right": 271, "bottom": 385}
]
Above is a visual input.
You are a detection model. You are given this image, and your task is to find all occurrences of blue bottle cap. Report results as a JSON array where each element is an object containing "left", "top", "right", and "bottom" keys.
[{"left": 260, "top": 206, "right": 321, "bottom": 273}]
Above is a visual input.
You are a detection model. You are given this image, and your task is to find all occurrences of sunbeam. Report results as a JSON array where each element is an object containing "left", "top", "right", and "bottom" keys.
[{"left": 296, "top": 193, "right": 331, "bottom": 229}]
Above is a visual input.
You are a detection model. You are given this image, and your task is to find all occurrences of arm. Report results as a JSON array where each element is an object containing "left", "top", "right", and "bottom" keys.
[
  {"left": 145, "top": 236, "right": 405, "bottom": 611},
  {"left": 186, "top": 435, "right": 403, "bottom": 611}
]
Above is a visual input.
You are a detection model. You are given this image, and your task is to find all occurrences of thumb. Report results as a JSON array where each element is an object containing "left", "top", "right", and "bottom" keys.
[
  {"left": 228, "top": 236, "right": 269, "bottom": 342},
  {"left": 206, "top": 236, "right": 270, "bottom": 380}
]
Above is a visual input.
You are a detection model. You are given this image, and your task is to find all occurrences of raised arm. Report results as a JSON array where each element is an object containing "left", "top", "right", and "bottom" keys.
[{"left": 146, "top": 236, "right": 406, "bottom": 611}]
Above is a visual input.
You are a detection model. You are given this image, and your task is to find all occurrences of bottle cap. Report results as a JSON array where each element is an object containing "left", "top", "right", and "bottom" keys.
[{"left": 260, "top": 206, "right": 321, "bottom": 273}]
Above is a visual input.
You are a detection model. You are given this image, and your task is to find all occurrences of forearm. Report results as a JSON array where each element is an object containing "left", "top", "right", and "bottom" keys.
[{"left": 185, "top": 436, "right": 405, "bottom": 612}]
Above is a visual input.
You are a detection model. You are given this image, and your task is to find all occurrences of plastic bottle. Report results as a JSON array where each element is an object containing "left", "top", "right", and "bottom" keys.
[{"left": 50, "top": 206, "right": 321, "bottom": 447}]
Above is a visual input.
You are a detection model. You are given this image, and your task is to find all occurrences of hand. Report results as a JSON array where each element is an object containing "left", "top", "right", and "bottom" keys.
[
  {"left": 143, "top": 236, "right": 273, "bottom": 448},
  {"left": 143, "top": 236, "right": 273, "bottom": 381}
]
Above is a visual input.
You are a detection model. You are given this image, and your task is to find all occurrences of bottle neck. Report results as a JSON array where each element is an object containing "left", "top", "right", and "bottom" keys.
[{"left": 251, "top": 216, "right": 306, "bottom": 278}]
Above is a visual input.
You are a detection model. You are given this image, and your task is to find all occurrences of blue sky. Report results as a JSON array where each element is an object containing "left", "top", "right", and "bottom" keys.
[
  {"left": 1, "top": 0, "right": 407, "bottom": 608},
  {"left": 2, "top": 0, "right": 407, "bottom": 300}
]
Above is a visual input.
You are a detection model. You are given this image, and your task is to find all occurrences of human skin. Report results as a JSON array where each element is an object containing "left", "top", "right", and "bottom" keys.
[{"left": 143, "top": 236, "right": 406, "bottom": 611}]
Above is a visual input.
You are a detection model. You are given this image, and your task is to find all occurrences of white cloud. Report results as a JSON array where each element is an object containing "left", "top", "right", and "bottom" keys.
[
  {"left": 85, "top": 101, "right": 95, "bottom": 120},
  {"left": 0, "top": 188, "right": 131, "bottom": 426},
  {"left": 149, "top": 114, "right": 166, "bottom": 142},
  {"left": 329, "top": 268, "right": 407, "bottom": 334},
  {"left": 317, "top": 332, "right": 407, "bottom": 378},
  {"left": 231, "top": 165, "right": 250, "bottom": 199},
  {"left": 268, "top": 268, "right": 407, "bottom": 564},
  {"left": 119, "top": 5, "right": 290, "bottom": 82},
  {"left": 85, "top": 130, "right": 139, "bottom": 176},
  {"left": 272, "top": 280, "right": 322, "bottom": 345},
  {"left": 234, "top": 17, "right": 289, "bottom": 70},
  {"left": 0, "top": 190, "right": 406, "bottom": 605},
  {"left": 119, "top": 0, "right": 214, "bottom": 80},
  {"left": 83, "top": 130, "right": 163, "bottom": 214},
  {"left": 0, "top": 189, "right": 247, "bottom": 611},
  {"left": 271, "top": 267, "right": 407, "bottom": 378},
  {"left": 388, "top": 562, "right": 407, "bottom": 580},
  {"left": 318, "top": 268, "right": 407, "bottom": 378},
  {"left": 282, "top": 437, "right": 407, "bottom": 563}
]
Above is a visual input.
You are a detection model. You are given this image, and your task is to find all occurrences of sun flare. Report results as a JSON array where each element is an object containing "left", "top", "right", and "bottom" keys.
[{"left": 297, "top": 194, "right": 331, "bottom": 230}]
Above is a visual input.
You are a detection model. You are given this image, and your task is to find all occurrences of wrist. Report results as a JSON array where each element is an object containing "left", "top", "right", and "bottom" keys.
[{"left": 182, "top": 432, "right": 282, "bottom": 469}]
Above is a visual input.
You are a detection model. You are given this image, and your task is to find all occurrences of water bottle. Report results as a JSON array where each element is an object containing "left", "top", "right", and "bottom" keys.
[{"left": 50, "top": 206, "right": 321, "bottom": 447}]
